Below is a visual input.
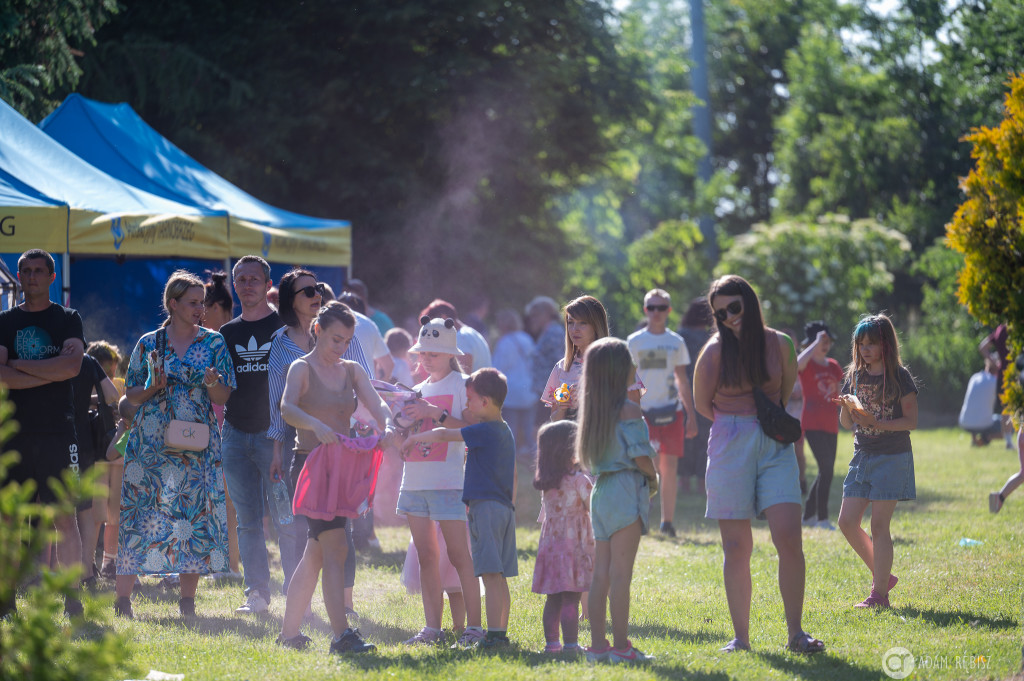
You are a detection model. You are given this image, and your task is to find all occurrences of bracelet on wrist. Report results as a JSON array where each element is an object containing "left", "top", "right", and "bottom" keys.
[{"left": 204, "top": 379, "right": 217, "bottom": 388}]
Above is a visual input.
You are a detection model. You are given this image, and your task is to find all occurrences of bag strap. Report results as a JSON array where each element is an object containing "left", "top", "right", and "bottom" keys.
[{"left": 156, "top": 328, "right": 179, "bottom": 421}]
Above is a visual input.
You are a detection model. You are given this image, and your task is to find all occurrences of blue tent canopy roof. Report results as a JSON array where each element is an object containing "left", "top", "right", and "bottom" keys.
[
  {"left": 40, "top": 94, "right": 348, "bottom": 231},
  {"left": 0, "top": 96, "right": 218, "bottom": 217}
]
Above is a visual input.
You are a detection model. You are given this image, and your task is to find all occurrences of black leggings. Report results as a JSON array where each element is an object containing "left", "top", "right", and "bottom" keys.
[{"left": 802, "top": 430, "right": 838, "bottom": 522}]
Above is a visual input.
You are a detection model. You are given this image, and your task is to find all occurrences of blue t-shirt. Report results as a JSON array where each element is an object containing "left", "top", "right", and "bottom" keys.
[{"left": 461, "top": 420, "right": 516, "bottom": 507}]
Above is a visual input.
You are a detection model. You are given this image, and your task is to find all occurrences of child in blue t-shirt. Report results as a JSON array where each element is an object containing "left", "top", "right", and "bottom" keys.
[{"left": 404, "top": 368, "right": 517, "bottom": 649}]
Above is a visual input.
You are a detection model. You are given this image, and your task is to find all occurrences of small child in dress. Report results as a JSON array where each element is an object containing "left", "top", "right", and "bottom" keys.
[
  {"left": 578, "top": 338, "right": 658, "bottom": 664},
  {"left": 386, "top": 327, "right": 415, "bottom": 386},
  {"left": 532, "top": 420, "right": 595, "bottom": 654},
  {"left": 834, "top": 314, "right": 918, "bottom": 609},
  {"left": 404, "top": 368, "right": 518, "bottom": 649}
]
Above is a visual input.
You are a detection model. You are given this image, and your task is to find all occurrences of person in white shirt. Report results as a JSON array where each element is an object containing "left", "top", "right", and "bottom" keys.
[
  {"left": 626, "top": 289, "right": 698, "bottom": 537},
  {"left": 959, "top": 357, "right": 1002, "bottom": 446}
]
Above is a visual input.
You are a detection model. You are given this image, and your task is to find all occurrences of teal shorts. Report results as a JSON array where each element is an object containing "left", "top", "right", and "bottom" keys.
[
  {"left": 591, "top": 469, "right": 650, "bottom": 541},
  {"left": 705, "top": 413, "right": 802, "bottom": 519}
]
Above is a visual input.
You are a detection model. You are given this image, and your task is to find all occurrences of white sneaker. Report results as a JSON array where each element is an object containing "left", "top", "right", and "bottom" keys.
[
  {"left": 801, "top": 517, "right": 817, "bottom": 527},
  {"left": 235, "top": 591, "right": 269, "bottom": 614},
  {"left": 816, "top": 519, "right": 837, "bottom": 531}
]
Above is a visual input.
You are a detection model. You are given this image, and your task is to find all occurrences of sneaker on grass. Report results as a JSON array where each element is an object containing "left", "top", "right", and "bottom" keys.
[
  {"left": 452, "top": 626, "right": 485, "bottom": 648},
  {"left": 330, "top": 628, "right": 376, "bottom": 655},
  {"left": 235, "top": 591, "right": 269, "bottom": 614},
  {"left": 404, "top": 627, "right": 444, "bottom": 645},
  {"left": 608, "top": 640, "right": 654, "bottom": 664}
]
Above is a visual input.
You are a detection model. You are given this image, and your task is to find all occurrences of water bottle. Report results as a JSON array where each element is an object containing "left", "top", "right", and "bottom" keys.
[{"left": 270, "top": 478, "right": 294, "bottom": 526}]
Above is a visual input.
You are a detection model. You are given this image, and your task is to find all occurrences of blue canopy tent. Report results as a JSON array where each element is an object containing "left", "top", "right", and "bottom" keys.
[
  {"left": 0, "top": 96, "right": 231, "bottom": 351},
  {"left": 39, "top": 94, "right": 350, "bottom": 281}
]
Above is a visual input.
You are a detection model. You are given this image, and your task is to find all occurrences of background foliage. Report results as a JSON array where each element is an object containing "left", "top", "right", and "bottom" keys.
[
  {"left": 947, "top": 73, "right": 1024, "bottom": 420},
  {"left": 2, "top": 0, "right": 1020, "bottom": 414}
]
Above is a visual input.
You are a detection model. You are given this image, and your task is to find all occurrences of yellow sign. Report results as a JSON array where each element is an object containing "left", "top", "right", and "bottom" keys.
[
  {"left": 70, "top": 212, "right": 230, "bottom": 258},
  {"left": 0, "top": 205, "right": 69, "bottom": 253},
  {"left": 230, "top": 218, "right": 350, "bottom": 267}
]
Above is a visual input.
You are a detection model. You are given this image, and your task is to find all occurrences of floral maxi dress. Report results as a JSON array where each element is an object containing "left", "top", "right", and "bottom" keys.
[{"left": 116, "top": 327, "right": 236, "bottom": 576}]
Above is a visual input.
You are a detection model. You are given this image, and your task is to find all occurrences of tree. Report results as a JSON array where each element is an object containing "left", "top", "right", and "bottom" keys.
[
  {"left": 713, "top": 214, "right": 910, "bottom": 339},
  {"left": 947, "top": 73, "right": 1024, "bottom": 419},
  {"left": 556, "top": 0, "right": 711, "bottom": 331},
  {"left": 76, "top": 0, "right": 645, "bottom": 320},
  {"left": 0, "top": 0, "right": 117, "bottom": 119}
]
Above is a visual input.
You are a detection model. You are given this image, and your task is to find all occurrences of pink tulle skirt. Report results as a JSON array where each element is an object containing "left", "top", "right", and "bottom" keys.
[{"left": 293, "top": 434, "right": 384, "bottom": 520}]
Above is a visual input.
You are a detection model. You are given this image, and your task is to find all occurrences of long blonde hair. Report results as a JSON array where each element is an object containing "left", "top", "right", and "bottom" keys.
[{"left": 575, "top": 337, "right": 634, "bottom": 471}]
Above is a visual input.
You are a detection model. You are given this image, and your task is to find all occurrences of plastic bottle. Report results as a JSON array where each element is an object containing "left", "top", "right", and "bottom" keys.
[
  {"left": 554, "top": 382, "right": 571, "bottom": 404},
  {"left": 270, "top": 478, "right": 294, "bottom": 526}
]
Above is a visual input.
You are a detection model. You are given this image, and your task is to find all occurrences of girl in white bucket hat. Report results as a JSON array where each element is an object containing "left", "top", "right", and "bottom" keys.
[{"left": 397, "top": 316, "right": 484, "bottom": 646}]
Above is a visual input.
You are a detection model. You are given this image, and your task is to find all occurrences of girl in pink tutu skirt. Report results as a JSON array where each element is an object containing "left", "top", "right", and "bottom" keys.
[
  {"left": 532, "top": 420, "right": 596, "bottom": 653},
  {"left": 276, "top": 302, "right": 397, "bottom": 655}
]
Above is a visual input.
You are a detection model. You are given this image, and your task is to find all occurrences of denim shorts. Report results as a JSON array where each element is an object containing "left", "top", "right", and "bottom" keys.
[
  {"left": 397, "top": 488, "right": 468, "bottom": 521},
  {"left": 705, "top": 414, "right": 802, "bottom": 519},
  {"left": 843, "top": 450, "right": 916, "bottom": 501},
  {"left": 467, "top": 500, "right": 518, "bottom": 577},
  {"left": 591, "top": 469, "right": 651, "bottom": 541}
]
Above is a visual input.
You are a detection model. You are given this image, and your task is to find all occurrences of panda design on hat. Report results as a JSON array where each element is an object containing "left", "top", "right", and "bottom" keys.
[{"left": 409, "top": 315, "right": 466, "bottom": 356}]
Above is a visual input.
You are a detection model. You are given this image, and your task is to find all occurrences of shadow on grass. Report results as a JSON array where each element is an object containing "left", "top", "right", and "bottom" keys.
[
  {"left": 359, "top": 549, "right": 407, "bottom": 571},
  {"left": 756, "top": 649, "right": 881, "bottom": 681},
  {"left": 629, "top": 622, "right": 720, "bottom": 644},
  {"left": 897, "top": 606, "right": 1019, "bottom": 630}
]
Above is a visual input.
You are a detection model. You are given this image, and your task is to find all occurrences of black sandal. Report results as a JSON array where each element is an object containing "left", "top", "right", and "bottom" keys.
[{"left": 787, "top": 631, "right": 825, "bottom": 654}]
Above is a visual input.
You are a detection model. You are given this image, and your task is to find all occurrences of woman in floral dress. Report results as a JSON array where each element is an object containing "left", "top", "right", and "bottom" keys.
[{"left": 114, "top": 270, "right": 235, "bottom": 618}]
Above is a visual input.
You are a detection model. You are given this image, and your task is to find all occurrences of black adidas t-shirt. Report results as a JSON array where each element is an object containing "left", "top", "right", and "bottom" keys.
[
  {"left": 0, "top": 303, "right": 84, "bottom": 435},
  {"left": 219, "top": 311, "right": 281, "bottom": 434}
]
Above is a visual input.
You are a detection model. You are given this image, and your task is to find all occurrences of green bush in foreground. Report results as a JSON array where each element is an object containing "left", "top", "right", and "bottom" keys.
[{"left": 0, "top": 387, "right": 130, "bottom": 681}]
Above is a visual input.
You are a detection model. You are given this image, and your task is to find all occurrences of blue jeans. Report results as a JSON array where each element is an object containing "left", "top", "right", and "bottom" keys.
[{"left": 222, "top": 422, "right": 303, "bottom": 597}]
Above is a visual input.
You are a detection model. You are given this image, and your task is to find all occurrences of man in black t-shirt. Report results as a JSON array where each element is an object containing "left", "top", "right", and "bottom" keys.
[
  {"left": 218, "top": 255, "right": 289, "bottom": 615},
  {"left": 0, "top": 249, "right": 86, "bottom": 616}
]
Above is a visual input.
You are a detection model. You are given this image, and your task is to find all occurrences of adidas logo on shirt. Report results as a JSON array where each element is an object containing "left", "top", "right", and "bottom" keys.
[{"left": 235, "top": 336, "right": 272, "bottom": 373}]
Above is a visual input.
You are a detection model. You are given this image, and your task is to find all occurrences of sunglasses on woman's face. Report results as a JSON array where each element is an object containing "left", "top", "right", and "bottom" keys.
[
  {"left": 646, "top": 304, "right": 669, "bottom": 312},
  {"left": 295, "top": 283, "right": 326, "bottom": 299},
  {"left": 713, "top": 300, "right": 743, "bottom": 322}
]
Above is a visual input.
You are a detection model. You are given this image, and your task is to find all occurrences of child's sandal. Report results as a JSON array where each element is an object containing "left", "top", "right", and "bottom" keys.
[{"left": 787, "top": 631, "right": 824, "bottom": 654}]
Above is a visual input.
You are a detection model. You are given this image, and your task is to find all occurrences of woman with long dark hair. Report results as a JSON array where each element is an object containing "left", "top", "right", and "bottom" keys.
[{"left": 692, "top": 275, "right": 823, "bottom": 654}]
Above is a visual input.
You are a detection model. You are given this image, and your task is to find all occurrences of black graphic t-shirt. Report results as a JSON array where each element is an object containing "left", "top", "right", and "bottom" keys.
[
  {"left": 841, "top": 366, "right": 918, "bottom": 456},
  {"left": 219, "top": 311, "right": 281, "bottom": 434},
  {"left": 0, "top": 304, "right": 85, "bottom": 434}
]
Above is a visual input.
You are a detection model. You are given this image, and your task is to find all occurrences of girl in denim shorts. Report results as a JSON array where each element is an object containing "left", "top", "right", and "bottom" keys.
[{"left": 834, "top": 314, "right": 918, "bottom": 609}]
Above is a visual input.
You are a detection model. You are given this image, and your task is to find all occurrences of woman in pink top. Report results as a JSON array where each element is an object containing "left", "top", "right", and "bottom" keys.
[{"left": 693, "top": 275, "right": 823, "bottom": 655}]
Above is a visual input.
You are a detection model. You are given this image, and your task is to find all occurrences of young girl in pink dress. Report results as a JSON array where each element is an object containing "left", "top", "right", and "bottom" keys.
[{"left": 531, "top": 420, "right": 595, "bottom": 653}]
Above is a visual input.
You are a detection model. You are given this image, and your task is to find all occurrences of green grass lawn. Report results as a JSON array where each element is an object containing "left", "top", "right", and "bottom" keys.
[{"left": 54, "top": 429, "right": 1024, "bottom": 679}]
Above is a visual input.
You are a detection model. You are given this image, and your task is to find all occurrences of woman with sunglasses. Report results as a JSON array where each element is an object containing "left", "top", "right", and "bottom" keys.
[
  {"left": 692, "top": 274, "right": 824, "bottom": 654},
  {"left": 267, "top": 269, "right": 371, "bottom": 614}
]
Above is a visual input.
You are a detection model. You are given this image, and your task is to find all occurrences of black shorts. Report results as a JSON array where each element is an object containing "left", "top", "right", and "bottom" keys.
[
  {"left": 306, "top": 516, "right": 347, "bottom": 540},
  {"left": 5, "top": 430, "right": 82, "bottom": 505}
]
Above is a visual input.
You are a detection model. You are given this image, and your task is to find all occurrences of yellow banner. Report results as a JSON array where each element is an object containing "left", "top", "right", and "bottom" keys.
[
  {"left": 230, "top": 218, "right": 351, "bottom": 268},
  {"left": 70, "top": 212, "right": 230, "bottom": 258},
  {"left": 0, "top": 205, "right": 69, "bottom": 253}
]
